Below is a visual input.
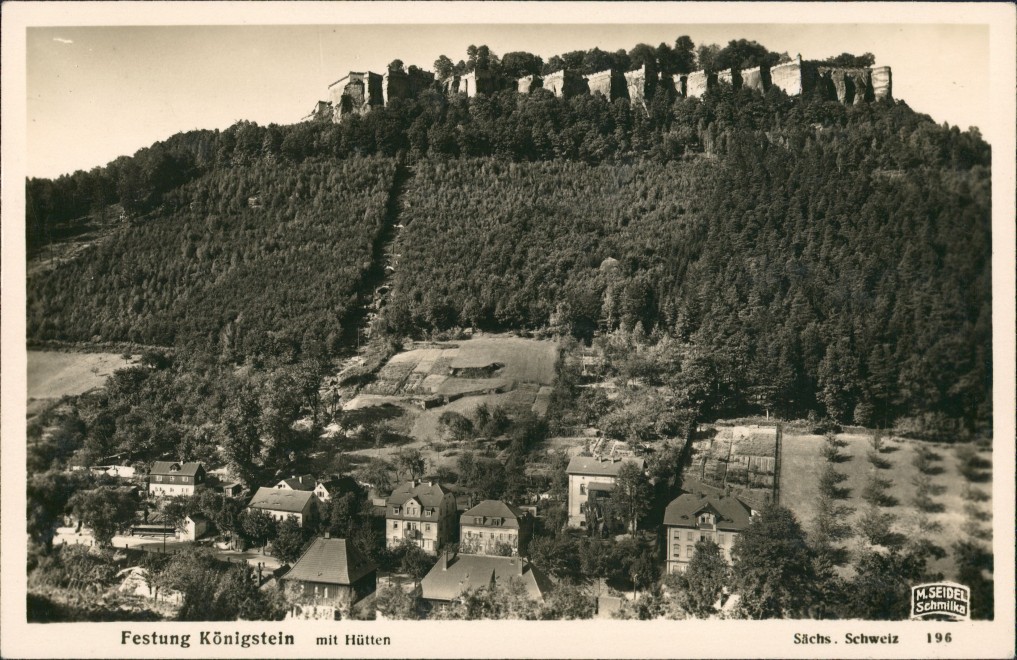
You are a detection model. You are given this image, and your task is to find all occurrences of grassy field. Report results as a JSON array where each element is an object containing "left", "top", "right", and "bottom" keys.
[
  {"left": 27, "top": 350, "right": 138, "bottom": 416},
  {"left": 779, "top": 431, "right": 993, "bottom": 580}
]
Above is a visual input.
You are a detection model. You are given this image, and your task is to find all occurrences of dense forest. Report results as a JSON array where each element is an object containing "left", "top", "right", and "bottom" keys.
[
  {"left": 29, "top": 158, "right": 395, "bottom": 359},
  {"left": 26, "top": 40, "right": 991, "bottom": 435}
]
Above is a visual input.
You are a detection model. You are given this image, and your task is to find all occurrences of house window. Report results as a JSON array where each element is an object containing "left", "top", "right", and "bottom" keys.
[
  {"left": 392, "top": 521, "right": 399, "bottom": 529},
  {"left": 580, "top": 484, "right": 587, "bottom": 495},
  {"left": 673, "top": 545, "right": 681, "bottom": 558},
  {"left": 687, "top": 531, "right": 694, "bottom": 541},
  {"left": 687, "top": 546, "right": 694, "bottom": 558},
  {"left": 719, "top": 534, "right": 726, "bottom": 544},
  {"left": 425, "top": 509, "right": 432, "bottom": 517},
  {"left": 425, "top": 524, "right": 431, "bottom": 531},
  {"left": 393, "top": 507, "right": 401, "bottom": 515}
]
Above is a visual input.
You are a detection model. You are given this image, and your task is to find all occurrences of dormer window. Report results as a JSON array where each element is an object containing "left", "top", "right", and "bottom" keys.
[{"left": 393, "top": 506, "right": 401, "bottom": 515}]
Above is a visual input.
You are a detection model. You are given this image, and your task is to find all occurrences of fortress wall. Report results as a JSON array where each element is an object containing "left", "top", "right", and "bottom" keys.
[
  {"left": 717, "top": 68, "right": 743, "bottom": 90},
  {"left": 741, "top": 66, "right": 766, "bottom": 93},
  {"left": 542, "top": 70, "right": 589, "bottom": 99},
  {"left": 871, "top": 66, "right": 892, "bottom": 100},
  {"left": 769, "top": 57, "right": 803, "bottom": 96},
  {"left": 685, "top": 70, "right": 709, "bottom": 97},
  {"left": 383, "top": 69, "right": 436, "bottom": 105},
  {"left": 586, "top": 69, "right": 614, "bottom": 97},
  {"left": 517, "top": 74, "right": 542, "bottom": 93},
  {"left": 624, "top": 63, "right": 657, "bottom": 103}
]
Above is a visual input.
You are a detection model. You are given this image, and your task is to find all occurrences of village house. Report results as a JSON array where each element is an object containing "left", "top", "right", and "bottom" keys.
[
  {"left": 420, "top": 551, "right": 551, "bottom": 610},
  {"left": 313, "top": 475, "right": 362, "bottom": 503},
  {"left": 281, "top": 535, "right": 377, "bottom": 612},
  {"left": 247, "top": 487, "right": 316, "bottom": 527},
  {"left": 148, "top": 461, "right": 205, "bottom": 498},
  {"left": 178, "top": 513, "right": 209, "bottom": 542},
  {"left": 663, "top": 492, "right": 757, "bottom": 573},
  {"left": 459, "top": 500, "right": 532, "bottom": 556},
  {"left": 274, "top": 474, "right": 316, "bottom": 491},
  {"left": 566, "top": 455, "right": 646, "bottom": 528},
  {"left": 386, "top": 480, "right": 457, "bottom": 552}
]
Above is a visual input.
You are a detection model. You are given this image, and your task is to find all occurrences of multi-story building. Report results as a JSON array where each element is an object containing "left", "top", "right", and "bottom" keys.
[
  {"left": 566, "top": 455, "right": 645, "bottom": 528},
  {"left": 663, "top": 493, "right": 756, "bottom": 573},
  {"left": 385, "top": 480, "right": 456, "bottom": 553},
  {"left": 459, "top": 500, "right": 532, "bottom": 556},
  {"left": 148, "top": 461, "right": 205, "bottom": 498}
]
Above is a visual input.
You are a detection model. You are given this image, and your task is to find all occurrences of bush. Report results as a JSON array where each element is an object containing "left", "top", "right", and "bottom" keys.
[{"left": 861, "top": 474, "right": 895, "bottom": 507}]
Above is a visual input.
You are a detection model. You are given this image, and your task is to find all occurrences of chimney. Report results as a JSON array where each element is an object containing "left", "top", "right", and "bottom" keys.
[{"left": 324, "top": 532, "right": 330, "bottom": 539}]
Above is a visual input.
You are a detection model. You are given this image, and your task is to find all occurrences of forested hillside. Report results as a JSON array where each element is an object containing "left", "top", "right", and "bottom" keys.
[
  {"left": 28, "top": 157, "right": 396, "bottom": 360},
  {"left": 26, "top": 74, "right": 991, "bottom": 434},
  {"left": 376, "top": 98, "right": 990, "bottom": 434},
  {"left": 380, "top": 158, "right": 715, "bottom": 337}
]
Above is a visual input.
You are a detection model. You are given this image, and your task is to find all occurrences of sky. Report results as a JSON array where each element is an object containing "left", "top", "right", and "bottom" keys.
[{"left": 27, "top": 21, "right": 991, "bottom": 179}]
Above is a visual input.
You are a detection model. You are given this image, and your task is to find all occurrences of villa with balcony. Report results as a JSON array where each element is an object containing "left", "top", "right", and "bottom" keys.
[{"left": 385, "top": 480, "right": 456, "bottom": 553}]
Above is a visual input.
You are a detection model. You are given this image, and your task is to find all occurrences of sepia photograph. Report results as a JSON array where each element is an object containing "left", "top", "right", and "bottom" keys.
[{"left": 2, "top": 2, "right": 1014, "bottom": 658}]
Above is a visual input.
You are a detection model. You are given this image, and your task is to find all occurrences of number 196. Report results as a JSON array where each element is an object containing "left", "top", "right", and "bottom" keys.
[{"left": 927, "top": 633, "right": 952, "bottom": 643}]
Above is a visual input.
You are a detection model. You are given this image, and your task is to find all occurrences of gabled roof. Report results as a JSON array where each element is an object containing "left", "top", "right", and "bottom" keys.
[
  {"left": 150, "top": 461, "right": 203, "bottom": 477},
  {"left": 420, "top": 554, "right": 551, "bottom": 603},
  {"left": 566, "top": 455, "right": 644, "bottom": 477},
  {"left": 663, "top": 493, "right": 753, "bottom": 532},
  {"left": 277, "top": 474, "right": 316, "bottom": 491},
  {"left": 316, "top": 475, "right": 361, "bottom": 494},
  {"left": 282, "top": 537, "right": 376, "bottom": 586},
  {"left": 248, "top": 487, "right": 315, "bottom": 514},
  {"left": 387, "top": 481, "right": 450, "bottom": 508},
  {"left": 461, "top": 500, "right": 526, "bottom": 527}
]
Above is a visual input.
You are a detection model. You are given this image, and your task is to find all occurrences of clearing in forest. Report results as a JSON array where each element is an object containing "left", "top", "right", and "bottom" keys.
[
  {"left": 27, "top": 350, "right": 138, "bottom": 416},
  {"left": 338, "top": 335, "right": 560, "bottom": 467}
]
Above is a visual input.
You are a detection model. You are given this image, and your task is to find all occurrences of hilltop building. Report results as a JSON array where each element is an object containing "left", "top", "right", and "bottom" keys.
[
  {"left": 566, "top": 455, "right": 646, "bottom": 528},
  {"left": 663, "top": 492, "right": 758, "bottom": 573},
  {"left": 148, "top": 461, "right": 205, "bottom": 498},
  {"left": 459, "top": 500, "right": 532, "bottom": 556},
  {"left": 309, "top": 53, "right": 893, "bottom": 122},
  {"left": 385, "top": 480, "right": 457, "bottom": 552}
]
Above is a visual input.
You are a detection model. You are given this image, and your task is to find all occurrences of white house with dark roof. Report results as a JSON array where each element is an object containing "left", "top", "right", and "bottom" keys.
[
  {"left": 565, "top": 455, "right": 645, "bottom": 527},
  {"left": 148, "top": 461, "right": 205, "bottom": 498},
  {"left": 281, "top": 535, "right": 377, "bottom": 609},
  {"left": 663, "top": 492, "right": 757, "bottom": 573},
  {"left": 459, "top": 500, "right": 532, "bottom": 556},
  {"left": 313, "top": 475, "right": 361, "bottom": 503},
  {"left": 385, "top": 480, "right": 456, "bottom": 552},
  {"left": 420, "top": 551, "right": 551, "bottom": 608},
  {"left": 274, "top": 474, "right": 316, "bottom": 491},
  {"left": 247, "top": 487, "right": 316, "bottom": 527}
]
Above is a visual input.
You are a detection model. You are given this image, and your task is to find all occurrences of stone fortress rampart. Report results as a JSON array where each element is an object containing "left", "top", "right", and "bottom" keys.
[{"left": 304, "top": 54, "right": 892, "bottom": 122}]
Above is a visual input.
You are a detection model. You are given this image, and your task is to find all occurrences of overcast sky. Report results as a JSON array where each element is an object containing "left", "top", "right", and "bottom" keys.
[{"left": 27, "top": 21, "right": 990, "bottom": 179}]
